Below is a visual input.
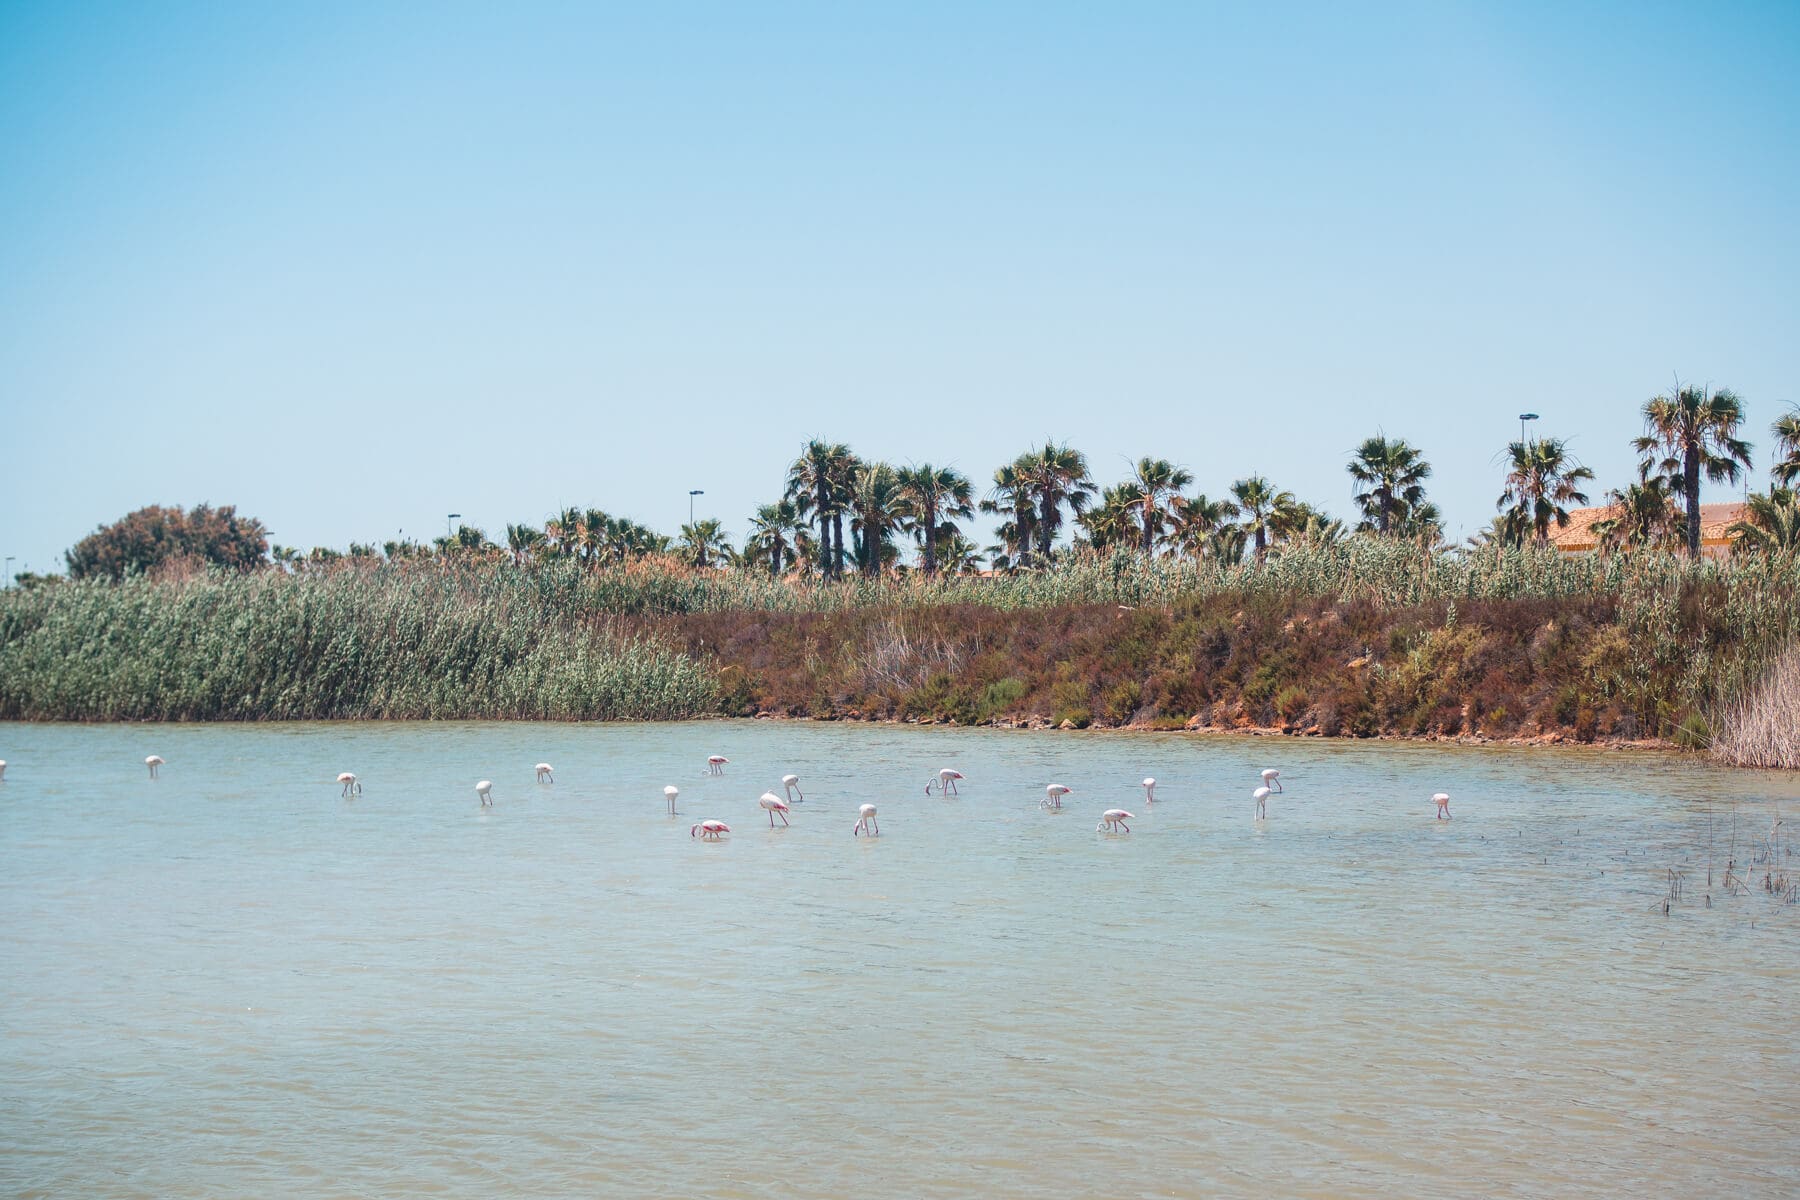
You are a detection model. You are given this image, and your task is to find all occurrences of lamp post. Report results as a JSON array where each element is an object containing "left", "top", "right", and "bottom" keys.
[
  {"left": 446, "top": 513, "right": 461, "bottom": 543},
  {"left": 1518, "top": 412, "right": 1539, "bottom": 446},
  {"left": 688, "top": 490, "right": 704, "bottom": 527}
]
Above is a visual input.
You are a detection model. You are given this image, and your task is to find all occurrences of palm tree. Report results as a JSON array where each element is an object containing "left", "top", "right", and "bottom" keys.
[
  {"left": 505, "top": 523, "right": 544, "bottom": 566},
  {"left": 1169, "top": 493, "right": 1240, "bottom": 560},
  {"left": 786, "top": 440, "right": 857, "bottom": 579},
  {"left": 1497, "top": 437, "right": 1594, "bottom": 545},
  {"left": 1077, "top": 484, "right": 1143, "bottom": 551},
  {"left": 1728, "top": 488, "right": 1800, "bottom": 557},
  {"left": 1592, "top": 477, "right": 1683, "bottom": 553},
  {"left": 981, "top": 462, "right": 1037, "bottom": 569},
  {"left": 744, "top": 501, "right": 801, "bottom": 576},
  {"left": 1126, "top": 457, "right": 1194, "bottom": 554},
  {"left": 544, "top": 507, "right": 583, "bottom": 559},
  {"left": 677, "top": 519, "right": 730, "bottom": 569},
  {"left": 1633, "top": 380, "right": 1754, "bottom": 559},
  {"left": 1017, "top": 441, "right": 1095, "bottom": 560},
  {"left": 848, "top": 463, "right": 905, "bottom": 577},
  {"left": 1275, "top": 502, "right": 1344, "bottom": 547},
  {"left": 1230, "top": 475, "right": 1296, "bottom": 565},
  {"left": 1771, "top": 405, "right": 1800, "bottom": 489},
  {"left": 1347, "top": 435, "right": 1432, "bottom": 536},
  {"left": 893, "top": 464, "right": 974, "bottom": 575}
]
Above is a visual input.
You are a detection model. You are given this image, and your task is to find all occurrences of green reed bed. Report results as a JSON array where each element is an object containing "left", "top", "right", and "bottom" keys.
[{"left": 0, "top": 569, "right": 720, "bottom": 721}]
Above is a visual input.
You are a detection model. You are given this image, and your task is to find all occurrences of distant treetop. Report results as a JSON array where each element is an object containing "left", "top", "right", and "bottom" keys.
[{"left": 66, "top": 503, "right": 269, "bottom": 580}]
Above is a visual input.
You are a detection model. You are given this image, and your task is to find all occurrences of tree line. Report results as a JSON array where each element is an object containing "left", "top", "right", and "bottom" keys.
[{"left": 48, "top": 383, "right": 1800, "bottom": 582}]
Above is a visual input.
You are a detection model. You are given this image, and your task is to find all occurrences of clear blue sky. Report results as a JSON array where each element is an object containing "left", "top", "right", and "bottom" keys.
[{"left": 3, "top": 1, "right": 1796, "bottom": 575}]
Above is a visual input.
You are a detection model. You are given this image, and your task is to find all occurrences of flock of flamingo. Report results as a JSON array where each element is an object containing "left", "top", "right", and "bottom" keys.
[{"left": 0, "top": 754, "right": 1456, "bottom": 837}]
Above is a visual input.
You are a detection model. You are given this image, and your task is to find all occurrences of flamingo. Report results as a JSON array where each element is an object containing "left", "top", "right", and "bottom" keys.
[
  {"left": 536, "top": 763, "right": 554, "bottom": 784},
  {"left": 1098, "top": 809, "right": 1135, "bottom": 832},
  {"left": 145, "top": 755, "right": 164, "bottom": 779},
  {"left": 1142, "top": 777, "right": 1156, "bottom": 802},
  {"left": 782, "top": 774, "right": 804, "bottom": 802},
  {"left": 664, "top": 785, "right": 680, "bottom": 814},
  {"left": 1433, "top": 792, "right": 1451, "bottom": 820},
  {"left": 1042, "top": 783, "right": 1072, "bottom": 809},
  {"left": 758, "top": 792, "right": 791, "bottom": 827},
  {"left": 0, "top": 759, "right": 7, "bottom": 782},
  {"left": 1253, "top": 785, "right": 1271, "bottom": 819},
  {"left": 854, "top": 803, "right": 880, "bottom": 837},
  {"left": 476, "top": 780, "right": 493, "bottom": 806},
  {"left": 706, "top": 755, "right": 729, "bottom": 776},
  {"left": 1261, "top": 768, "right": 1283, "bottom": 793},
  {"left": 337, "top": 772, "right": 362, "bottom": 797},
  {"left": 691, "top": 819, "right": 731, "bottom": 840},
  {"left": 926, "top": 768, "right": 963, "bottom": 795}
]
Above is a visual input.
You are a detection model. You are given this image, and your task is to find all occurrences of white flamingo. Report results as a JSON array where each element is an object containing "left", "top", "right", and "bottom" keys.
[
  {"left": 664, "top": 785, "right": 680, "bottom": 814},
  {"left": 1142, "top": 777, "right": 1156, "bottom": 802},
  {"left": 706, "top": 755, "right": 729, "bottom": 776},
  {"left": 476, "top": 780, "right": 493, "bottom": 806},
  {"left": 1261, "top": 768, "right": 1283, "bottom": 793},
  {"left": 1098, "top": 809, "right": 1135, "bottom": 832},
  {"left": 782, "top": 774, "right": 804, "bottom": 802},
  {"left": 0, "top": 759, "right": 7, "bottom": 782},
  {"left": 1253, "top": 785, "right": 1271, "bottom": 819},
  {"left": 1042, "top": 783, "right": 1072, "bottom": 809},
  {"left": 758, "top": 792, "right": 791, "bottom": 827},
  {"left": 691, "top": 819, "right": 730, "bottom": 840},
  {"left": 145, "top": 755, "right": 164, "bottom": 779},
  {"left": 536, "top": 763, "right": 554, "bottom": 783},
  {"left": 337, "top": 772, "right": 362, "bottom": 797},
  {"left": 1433, "top": 792, "right": 1451, "bottom": 820},
  {"left": 854, "top": 803, "right": 880, "bottom": 837},
  {"left": 926, "top": 768, "right": 964, "bottom": 795}
]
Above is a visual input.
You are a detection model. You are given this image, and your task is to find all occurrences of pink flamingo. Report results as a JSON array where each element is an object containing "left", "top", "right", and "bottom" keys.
[
  {"left": 1253, "top": 786, "right": 1271, "bottom": 819},
  {"left": 1142, "top": 777, "right": 1156, "bottom": 802},
  {"left": 854, "top": 803, "right": 880, "bottom": 837},
  {"left": 1, "top": 759, "right": 9, "bottom": 782},
  {"left": 664, "top": 785, "right": 680, "bottom": 814},
  {"left": 337, "top": 772, "right": 361, "bottom": 797},
  {"left": 476, "top": 780, "right": 493, "bottom": 806},
  {"left": 1098, "top": 809, "right": 1135, "bottom": 832},
  {"left": 782, "top": 774, "right": 804, "bottom": 801},
  {"left": 758, "top": 792, "right": 791, "bottom": 826},
  {"left": 1042, "top": 784, "right": 1072, "bottom": 809},
  {"left": 1433, "top": 792, "right": 1451, "bottom": 820},
  {"left": 691, "top": 819, "right": 731, "bottom": 840},
  {"left": 926, "top": 768, "right": 964, "bottom": 795},
  {"left": 536, "top": 763, "right": 555, "bottom": 783},
  {"left": 1261, "top": 768, "right": 1283, "bottom": 793},
  {"left": 706, "top": 755, "right": 729, "bottom": 776},
  {"left": 145, "top": 755, "right": 165, "bottom": 779}
]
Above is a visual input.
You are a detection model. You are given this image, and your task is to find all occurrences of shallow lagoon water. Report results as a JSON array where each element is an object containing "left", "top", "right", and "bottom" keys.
[{"left": 2, "top": 720, "right": 1797, "bottom": 1198}]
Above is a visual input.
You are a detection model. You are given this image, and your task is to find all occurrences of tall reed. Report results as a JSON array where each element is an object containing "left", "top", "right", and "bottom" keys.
[{"left": 1712, "top": 645, "right": 1800, "bottom": 770}]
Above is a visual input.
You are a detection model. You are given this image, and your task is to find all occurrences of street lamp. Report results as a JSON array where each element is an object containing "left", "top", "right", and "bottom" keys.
[
  {"left": 1518, "top": 412, "right": 1539, "bottom": 445},
  {"left": 446, "top": 513, "right": 461, "bottom": 543},
  {"left": 688, "top": 490, "right": 704, "bottom": 527}
]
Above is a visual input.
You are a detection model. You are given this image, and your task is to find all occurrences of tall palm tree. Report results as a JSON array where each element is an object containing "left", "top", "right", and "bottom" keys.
[
  {"left": 893, "top": 464, "right": 975, "bottom": 575},
  {"left": 1126, "top": 457, "right": 1194, "bottom": 554},
  {"left": 1347, "top": 435, "right": 1432, "bottom": 536},
  {"left": 848, "top": 463, "right": 905, "bottom": 577},
  {"left": 1497, "top": 437, "right": 1594, "bottom": 545},
  {"left": 786, "top": 440, "right": 857, "bottom": 579},
  {"left": 1017, "top": 441, "right": 1096, "bottom": 560},
  {"left": 544, "top": 507, "right": 583, "bottom": 559},
  {"left": 1077, "top": 484, "right": 1142, "bottom": 551},
  {"left": 677, "top": 519, "right": 730, "bottom": 569},
  {"left": 1771, "top": 405, "right": 1800, "bottom": 489},
  {"left": 981, "top": 462, "right": 1037, "bottom": 569},
  {"left": 1728, "top": 488, "right": 1800, "bottom": 557},
  {"left": 1230, "top": 475, "right": 1296, "bottom": 565},
  {"left": 1169, "top": 493, "right": 1241, "bottom": 560},
  {"left": 1275, "top": 502, "right": 1344, "bottom": 547},
  {"left": 1592, "top": 477, "right": 1683, "bottom": 553},
  {"left": 578, "top": 508, "right": 610, "bottom": 569},
  {"left": 1633, "top": 380, "right": 1754, "bottom": 559}
]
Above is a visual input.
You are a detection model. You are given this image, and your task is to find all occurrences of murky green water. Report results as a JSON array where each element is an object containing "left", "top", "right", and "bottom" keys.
[{"left": 2, "top": 721, "right": 1796, "bottom": 1198}]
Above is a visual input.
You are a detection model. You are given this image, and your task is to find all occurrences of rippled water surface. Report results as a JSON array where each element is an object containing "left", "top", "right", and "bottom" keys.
[{"left": 3, "top": 721, "right": 1797, "bottom": 1198}]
